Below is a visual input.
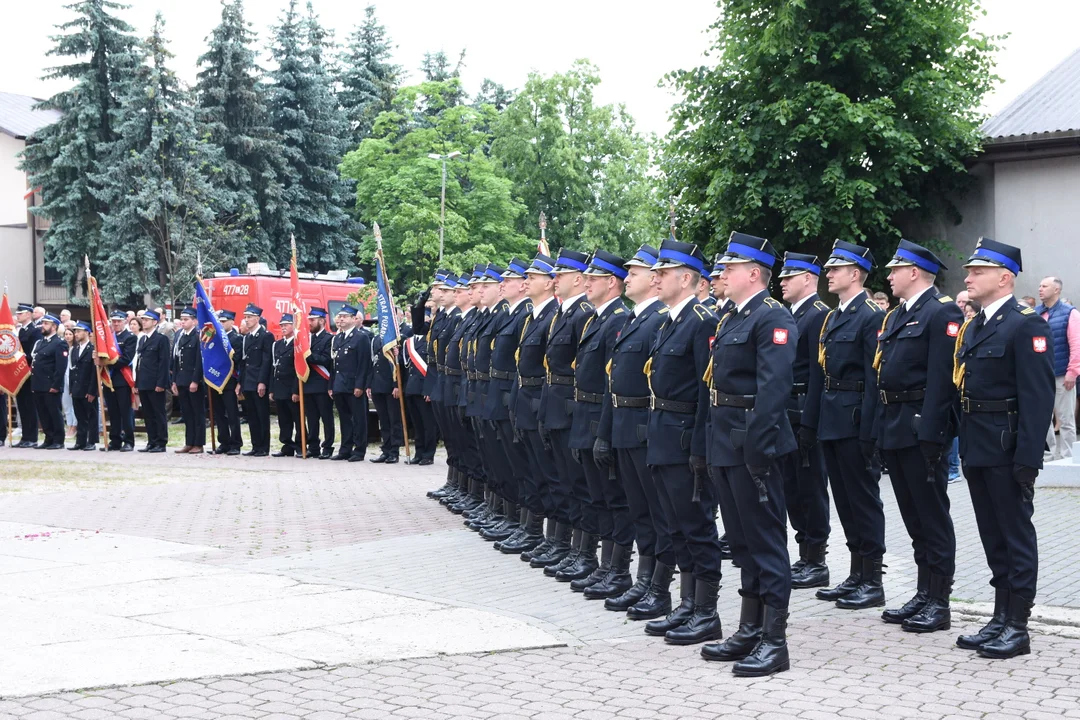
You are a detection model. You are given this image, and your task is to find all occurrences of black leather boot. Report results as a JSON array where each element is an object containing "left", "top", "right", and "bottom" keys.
[
  {"left": 628, "top": 561, "right": 674, "bottom": 620},
  {"left": 530, "top": 522, "right": 572, "bottom": 568},
  {"left": 463, "top": 490, "right": 493, "bottom": 525},
  {"left": 482, "top": 501, "right": 519, "bottom": 541},
  {"left": 957, "top": 587, "right": 1009, "bottom": 650},
  {"left": 836, "top": 556, "right": 885, "bottom": 610},
  {"left": 816, "top": 552, "right": 861, "bottom": 601},
  {"left": 792, "top": 542, "right": 830, "bottom": 589},
  {"left": 883, "top": 565, "right": 929, "bottom": 624},
  {"left": 547, "top": 529, "right": 584, "bottom": 577},
  {"left": 438, "top": 470, "right": 464, "bottom": 505},
  {"left": 732, "top": 605, "right": 790, "bottom": 677},
  {"left": 718, "top": 533, "right": 733, "bottom": 561},
  {"left": 702, "top": 593, "right": 763, "bottom": 661},
  {"left": 644, "top": 572, "right": 694, "bottom": 635},
  {"left": 584, "top": 543, "right": 633, "bottom": 599},
  {"left": 606, "top": 555, "right": 655, "bottom": 611},
  {"left": 559, "top": 533, "right": 600, "bottom": 582},
  {"left": 977, "top": 593, "right": 1032, "bottom": 659},
  {"left": 521, "top": 518, "right": 556, "bottom": 561},
  {"left": 493, "top": 507, "right": 529, "bottom": 549},
  {"left": 499, "top": 512, "right": 544, "bottom": 554},
  {"left": 903, "top": 573, "right": 952, "bottom": 633},
  {"left": 664, "top": 578, "right": 722, "bottom": 645},
  {"left": 451, "top": 478, "right": 483, "bottom": 515},
  {"left": 790, "top": 542, "right": 808, "bottom": 578}
]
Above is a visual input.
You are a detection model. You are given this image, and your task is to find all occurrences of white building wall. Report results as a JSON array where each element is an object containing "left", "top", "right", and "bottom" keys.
[{"left": 0, "top": 133, "right": 28, "bottom": 226}]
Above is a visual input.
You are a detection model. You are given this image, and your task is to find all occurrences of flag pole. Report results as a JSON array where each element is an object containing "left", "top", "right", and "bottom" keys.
[
  {"left": 6, "top": 392, "right": 12, "bottom": 448},
  {"left": 374, "top": 223, "right": 410, "bottom": 460},
  {"left": 86, "top": 258, "right": 108, "bottom": 450},
  {"left": 292, "top": 236, "right": 307, "bottom": 460}
]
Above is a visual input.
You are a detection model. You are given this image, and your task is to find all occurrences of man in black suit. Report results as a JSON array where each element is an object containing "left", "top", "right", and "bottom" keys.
[
  {"left": 171, "top": 307, "right": 205, "bottom": 453},
  {"left": 238, "top": 304, "right": 273, "bottom": 456},
  {"left": 102, "top": 311, "right": 136, "bottom": 451},
  {"left": 14, "top": 303, "right": 41, "bottom": 447},
  {"left": 271, "top": 314, "right": 301, "bottom": 457},
  {"left": 331, "top": 305, "right": 371, "bottom": 461},
  {"left": 214, "top": 310, "right": 243, "bottom": 455},
  {"left": 30, "top": 314, "right": 68, "bottom": 449},
  {"left": 304, "top": 307, "right": 335, "bottom": 458},
  {"left": 135, "top": 309, "right": 172, "bottom": 452},
  {"left": 68, "top": 321, "right": 99, "bottom": 451}
]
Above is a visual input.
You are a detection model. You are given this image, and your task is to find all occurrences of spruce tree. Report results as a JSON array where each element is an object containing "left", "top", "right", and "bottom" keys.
[
  {"left": 267, "top": 0, "right": 354, "bottom": 272},
  {"left": 195, "top": 0, "right": 288, "bottom": 263},
  {"left": 420, "top": 50, "right": 467, "bottom": 108},
  {"left": 338, "top": 5, "right": 401, "bottom": 146},
  {"left": 92, "top": 14, "right": 242, "bottom": 308},
  {"left": 20, "top": 0, "right": 139, "bottom": 294}
]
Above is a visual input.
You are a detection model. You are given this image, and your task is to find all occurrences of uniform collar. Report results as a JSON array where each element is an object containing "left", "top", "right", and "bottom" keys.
[
  {"left": 735, "top": 289, "right": 767, "bottom": 314},
  {"left": 789, "top": 293, "right": 814, "bottom": 315},
  {"left": 508, "top": 296, "right": 527, "bottom": 314},
  {"left": 903, "top": 285, "right": 934, "bottom": 310},
  {"left": 667, "top": 293, "right": 696, "bottom": 321},
  {"left": 983, "top": 294, "right": 1014, "bottom": 321},
  {"left": 560, "top": 292, "right": 586, "bottom": 312},
  {"left": 593, "top": 296, "right": 619, "bottom": 317},
  {"left": 532, "top": 296, "right": 556, "bottom": 318},
  {"left": 633, "top": 296, "right": 660, "bottom": 317}
]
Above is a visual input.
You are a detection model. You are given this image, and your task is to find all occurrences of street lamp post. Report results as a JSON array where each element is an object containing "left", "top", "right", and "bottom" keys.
[{"left": 427, "top": 151, "right": 462, "bottom": 264}]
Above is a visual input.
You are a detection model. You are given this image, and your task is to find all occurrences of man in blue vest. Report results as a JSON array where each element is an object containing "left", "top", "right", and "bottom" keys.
[{"left": 1035, "top": 276, "right": 1080, "bottom": 460}]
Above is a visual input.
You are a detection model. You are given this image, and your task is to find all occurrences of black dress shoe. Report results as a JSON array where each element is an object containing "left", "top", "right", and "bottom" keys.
[
  {"left": 213, "top": 446, "right": 228, "bottom": 455},
  {"left": 405, "top": 456, "right": 423, "bottom": 465},
  {"left": 271, "top": 450, "right": 295, "bottom": 458},
  {"left": 137, "top": 446, "right": 152, "bottom": 453},
  {"left": 644, "top": 574, "right": 694, "bottom": 636},
  {"left": 817, "top": 552, "right": 862, "bottom": 601},
  {"left": 243, "top": 450, "right": 258, "bottom": 456},
  {"left": 120, "top": 444, "right": 134, "bottom": 452},
  {"left": 384, "top": 454, "right": 399, "bottom": 464},
  {"left": 83, "top": 444, "right": 97, "bottom": 452},
  {"left": 348, "top": 454, "right": 365, "bottom": 462},
  {"left": 977, "top": 593, "right": 1032, "bottom": 659},
  {"left": 370, "top": 453, "right": 389, "bottom": 463},
  {"left": 16, "top": 440, "right": 37, "bottom": 448},
  {"left": 319, "top": 452, "right": 333, "bottom": 460},
  {"left": 252, "top": 450, "right": 269, "bottom": 457},
  {"left": 44, "top": 443, "right": 65, "bottom": 450},
  {"left": 227, "top": 448, "right": 241, "bottom": 456},
  {"left": 627, "top": 562, "right": 675, "bottom": 621},
  {"left": 331, "top": 453, "right": 351, "bottom": 461},
  {"left": 883, "top": 567, "right": 929, "bottom": 624},
  {"left": 148, "top": 446, "right": 166, "bottom": 453},
  {"left": 68, "top": 445, "right": 85, "bottom": 451},
  {"left": 957, "top": 588, "right": 1008, "bottom": 650},
  {"left": 418, "top": 458, "right": 433, "bottom": 465},
  {"left": 836, "top": 557, "right": 885, "bottom": 610}
]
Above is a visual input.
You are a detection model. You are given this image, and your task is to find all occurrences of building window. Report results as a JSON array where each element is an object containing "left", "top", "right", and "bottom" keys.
[{"left": 43, "top": 263, "right": 64, "bottom": 287}]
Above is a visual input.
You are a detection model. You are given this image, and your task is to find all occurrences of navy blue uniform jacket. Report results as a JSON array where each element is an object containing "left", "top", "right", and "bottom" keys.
[
  {"left": 790, "top": 295, "right": 830, "bottom": 430},
  {"left": 485, "top": 299, "right": 532, "bottom": 422},
  {"left": 815, "top": 290, "right": 883, "bottom": 442},
  {"left": 239, "top": 327, "right": 273, "bottom": 393},
  {"left": 569, "top": 299, "right": 627, "bottom": 449},
  {"left": 513, "top": 298, "right": 558, "bottom": 431},
  {"left": 134, "top": 331, "right": 171, "bottom": 392},
  {"left": 69, "top": 342, "right": 98, "bottom": 398},
  {"left": 541, "top": 296, "right": 594, "bottom": 429},
  {"left": 597, "top": 300, "right": 666, "bottom": 449},
  {"left": 171, "top": 330, "right": 203, "bottom": 387}
]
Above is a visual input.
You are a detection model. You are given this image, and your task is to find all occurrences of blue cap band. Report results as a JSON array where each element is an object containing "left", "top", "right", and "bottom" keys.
[
  {"left": 782, "top": 259, "right": 820, "bottom": 275},
  {"left": 658, "top": 248, "right": 705, "bottom": 275},
  {"left": 831, "top": 248, "right": 872, "bottom": 272},
  {"left": 529, "top": 260, "right": 555, "bottom": 274},
  {"left": 894, "top": 248, "right": 939, "bottom": 274},
  {"left": 728, "top": 242, "right": 776, "bottom": 267},
  {"left": 589, "top": 257, "right": 629, "bottom": 279},
  {"left": 632, "top": 250, "right": 658, "bottom": 266},
  {"left": 484, "top": 268, "right": 504, "bottom": 281},
  {"left": 507, "top": 261, "right": 527, "bottom": 275},
  {"left": 557, "top": 257, "right": 588, "bottom": 272},
  {"left": 972, "top": 247, "right": 1020, "bottom": 275}
]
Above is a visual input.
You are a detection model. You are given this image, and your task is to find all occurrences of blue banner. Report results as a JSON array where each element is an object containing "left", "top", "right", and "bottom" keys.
[
  {"left": 374, "top": 252, "right": 399, "bottom": 361},
  {"left": 194, "top": 280, "right": 235, "bottom": 393}
]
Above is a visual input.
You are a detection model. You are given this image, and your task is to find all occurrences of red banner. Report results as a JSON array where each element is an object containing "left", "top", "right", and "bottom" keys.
[
  {"left": 89, "top": 277, "right": 134, "bottom": 390},
  {"left": 0, "top": 293, "right": 31, "bottom": 396},
  {"left": 291, "top": 242, "right": 311, "bottom": 382}
]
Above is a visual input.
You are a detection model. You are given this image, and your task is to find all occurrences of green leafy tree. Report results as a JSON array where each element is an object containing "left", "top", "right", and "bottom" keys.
[
  {"left": 20, "top": 0, "right": 140, "bottom": 294},
  {"left": 491, "top": 60, "right": 659, "bottom": 258},
  {"left": 267, "top": 0, "right": 354, "bottom": 272},
  {"left": 341, "top": 80, "right": 530, "bottom": 292},
  {"left": 663, "top": 0, "right": 1001, "bottom": 264},
  {"left": 337, "top": 5, "right": 401, "bottom": 146},
  {"left": 195, "top": 0, "right": 288, "bottom": 263},
  {"left": 420, "top": 50, "right": 468, "bottom": 109},
  {"left": 91, "top": 13, "right": 244, "bottom": 308}
]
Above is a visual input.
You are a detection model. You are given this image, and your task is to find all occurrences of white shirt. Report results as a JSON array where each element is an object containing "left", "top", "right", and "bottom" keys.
[
  {"left": 837, "top": 291, "right": 864, "bottom": 313},
  {"left": 983, "top": 294, "right": 1014, "bottom": 322},
  {"left": 508, "top": 297, "right": 528, "bottom": 314},
  {"left": 789, "top": 294, "right": 814, "bottom": 316},
  {"left": 561, "top": 292, "right": 586, "bottom": 312},
  {"left": 666, "top": 293, "right": 696, "bottom": 321},
  {"left": 532, "top": 296, "right": 556, "bottom": 319},
  {"left": 903, "top": 285, "right": 934, "bottom": 311},
  {"left": 460, "top": 307, "right": 475, "bottom": 320},
  {"left": 592, "top": 296, "right": 620, "bottom": 318},
  {"left": 736, "top": 289, "right": 767, "bottom": 314},
  {"left": 633, "top": 296, "right": 660, "bottom": 317}
]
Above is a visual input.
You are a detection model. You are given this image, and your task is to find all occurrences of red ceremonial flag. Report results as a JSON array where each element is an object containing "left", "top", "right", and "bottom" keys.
[
  {"left": 0, "top": 293, "right": 31, "bottom": 396},
  {"left": 290, "top": 237, "right": 311, "bottom": 382}
]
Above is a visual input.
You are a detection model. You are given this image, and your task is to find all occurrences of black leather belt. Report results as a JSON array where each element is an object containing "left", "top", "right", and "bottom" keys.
[
  {"left": 490, "top": 368, "right": 512, "bottom": 380},
  {"left": 824, "top": 376, "right": 863, "bottom": 392},
  {"left": 445, "top": 368, "right": 463, "bottom": 376},
  {"left": 547, "top": 373, "right": 574, "bottom": 386},
  {"left": 651, "top": 396, "right": 697, "bottom": 414},
  {"left": 612, "top": 394, "right": 650, "bottom": 408},
  {"left": 791, "top": 383, "right": 808, "bottom": 396},
  {"left": 435, "top": 363, "right": 443, "bottom": 372},
  {"left": 880, "top": 388, "right": 925, "bottom": 405},
  {"left": 575, "top": 389, "right": 603, "bottom": 404},
  {"left": 467, "top": 371, "right": 478, "bottom": 380},
  {"left": 519, "top": 376, "right": 544, "bottom": 387},
  {"left": 710, "top": 391, "right": 755, "bottom": 409},
  {"left": 476, "top": 372, "right": 490, "bottom": 381},
  {"left": 962, "top": 396, "right": 1018, "bottom": 414}
]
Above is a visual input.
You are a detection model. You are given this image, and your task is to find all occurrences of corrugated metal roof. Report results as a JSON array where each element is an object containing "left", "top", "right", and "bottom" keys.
[
  {"left": 0, "top": 92, "right": 62, "bottom": 139},
  {"left": 982, "top": 47, "right": 1080, "bottom": 143}
]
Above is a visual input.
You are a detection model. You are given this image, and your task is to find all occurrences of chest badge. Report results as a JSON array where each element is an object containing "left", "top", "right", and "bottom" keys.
[
  {"left": 773, "top": 329, "right": 788, "bottom": 345},
  {"left": 946, "top": 322, "right": 959, "bottom": 337},
  {"left": 1033, "top": 336, "right": 1047, "bottom": 353}
]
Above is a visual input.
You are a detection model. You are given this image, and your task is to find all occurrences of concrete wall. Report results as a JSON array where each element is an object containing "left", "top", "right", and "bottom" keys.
[
  {"left": 0, "top": 134, "right": 28, "bottom": 226},
  {"left": 0, "top": 225, "right": 33, "bottom": 303}
]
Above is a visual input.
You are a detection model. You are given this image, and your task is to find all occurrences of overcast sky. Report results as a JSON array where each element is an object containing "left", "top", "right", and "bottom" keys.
[{"left": 3, "top": 0, "right": 1079, "bottom": 138}]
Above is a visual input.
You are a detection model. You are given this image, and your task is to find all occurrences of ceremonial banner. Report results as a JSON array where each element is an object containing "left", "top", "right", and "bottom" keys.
[
  {"left": 374, "top": 243, "right": 400, "bottom": 363},
  {"left": 0, "top": 293, "right": 30, "bottom": 396},
  {"left": 290, "top": 237, "right": 311, "bottom": 382},
  {"left": 88, "top": 277, "right": 131, "bottom": 390},
  {"left": 194, "top": 278, "right": 234, "bottom": 393}
]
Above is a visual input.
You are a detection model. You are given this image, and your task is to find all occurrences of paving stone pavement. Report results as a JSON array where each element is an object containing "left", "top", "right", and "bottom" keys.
[{"left": 2, "top": 448, "right": 1080, "bottom": 717}]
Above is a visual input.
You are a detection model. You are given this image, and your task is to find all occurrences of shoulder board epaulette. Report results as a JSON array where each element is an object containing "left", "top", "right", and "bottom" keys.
[
  {"left": 763, "top": 297, "right": 782, "bottom": 308},
  {"left": 864, "top": 298, "right": 882, "bottom": 312},
  {"left": 580, "top": 301, "right": 592, "bottom": 312},
  {"left": 938, "top": 295, "right": 953, "bottom": 303},
  {"left": 658, "top": 307, "right": 669, "bottom": 314},
  {"left": 1020, "top": 305, "right": 1035, "bottom": 315},
  {"left": 693, "top": 305, "right": 715, "bottom": 321},
  {"left": 613, "top": 307, "right": 626, "bottom": 315},
  {"left": 813, "top": 300, "right": 830, "bottom": 312}
]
